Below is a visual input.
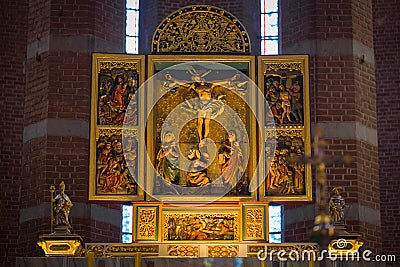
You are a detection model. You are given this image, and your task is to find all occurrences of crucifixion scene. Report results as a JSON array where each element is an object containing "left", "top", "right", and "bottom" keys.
[{"left": 152, "top": 64, "right": 250, "bottom": 197}]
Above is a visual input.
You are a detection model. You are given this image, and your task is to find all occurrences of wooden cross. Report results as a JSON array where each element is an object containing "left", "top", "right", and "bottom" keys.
[{"left": 288, "top": 125, "right": 353, "bottom": 252}]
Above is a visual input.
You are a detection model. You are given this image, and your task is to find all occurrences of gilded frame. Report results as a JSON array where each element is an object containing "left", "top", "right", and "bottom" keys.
[
  {"left": 132, "top": 202, "right": 162, "bottom": 242},
  {"left": 241, "top": 202, "right": 268, "bottom": 241},
  {"left": 146, "top": 55, "right": 258, "bottom": 203},
  {"left": 89, "top": 53, "right": 145, "bottom": 201},
  {"left": 258, "top": 55, "right": 312, "bottom": 201},
  {"left": 161, "top": 204, "right": 241, "bottom": 242}
]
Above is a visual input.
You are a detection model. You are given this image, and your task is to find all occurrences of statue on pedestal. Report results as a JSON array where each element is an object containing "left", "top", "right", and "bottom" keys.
[
  {"left": 327, "top": 186, "right": 363, "bottom": 257},
  {"left": 37, "top": 181, "right": 84, "bottom": 256},
  {"left": 53, "top": 181, "right": 73, "bottom": 233},
  {"left": 329, "top": 187, "right": 348, "bottom": 226}
]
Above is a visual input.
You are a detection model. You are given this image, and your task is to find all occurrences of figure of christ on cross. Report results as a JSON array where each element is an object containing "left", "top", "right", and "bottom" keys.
[{"left": 164, "top": 67, "right": 244, "bottom": 140}]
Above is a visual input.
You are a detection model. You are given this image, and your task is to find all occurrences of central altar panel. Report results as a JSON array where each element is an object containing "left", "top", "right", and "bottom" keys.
[{"left": 145, "top": 55, "right": 260, "bottom": 202}]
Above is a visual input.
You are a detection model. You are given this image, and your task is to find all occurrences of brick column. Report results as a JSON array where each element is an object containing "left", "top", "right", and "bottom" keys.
[
  {"left": 373, "top": 0, "right": 400, "bottom": 263},
  {"left": 281, "top": 0, "right": 381, "bottom": 253},
  {"left": 0, "top": 1, "right": 27, "bottom": 266},
  {"left": 140, "top": 0, "right": 260, "bottom": 54},
  {"left": 20, "top": 0, "right": 126, "bottom": 257}
]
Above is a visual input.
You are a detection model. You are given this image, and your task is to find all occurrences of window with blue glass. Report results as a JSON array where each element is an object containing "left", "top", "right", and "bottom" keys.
[
  {"left": 126, "top": 0, "right": 139, "bottom": 54},
  {"left": 262, "top": 0, "right": 282, "bottom": 243},
  {"left": 122, "top": 204, "right": 133, "bottom": 243},
  {"left": 261, "top": 0, "right": 279, "bottom": 55},
  {"left": 269, "top": 204, "right": 283, "bottom": 243}
]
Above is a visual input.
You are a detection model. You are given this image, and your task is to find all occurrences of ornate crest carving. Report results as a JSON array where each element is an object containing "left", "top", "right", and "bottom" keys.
[
  {"left": 244, "top": 207, "right": 265, "bottom": 239},
  {"left": 137, "top": 208, "right": 157, "bottom": 240},
  {"left": 152, "top": 5, "right": 251, "bottom": 53}
]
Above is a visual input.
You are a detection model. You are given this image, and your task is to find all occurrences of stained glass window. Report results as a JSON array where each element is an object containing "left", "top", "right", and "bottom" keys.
[
  {"left": 261, "top": 0, "right": 279, "bottom": 55},
  {"left": 126, "top": 0, "right": 139, "bottom": 54},
  {"left": 262, "top": 0, "right": 282, "bottom": 243},
  {"left": 269, "top": 204, "right": 283, "bottom": 243},
  {"left": 122, "top": 204, "right": 133, "bottom": 243}
]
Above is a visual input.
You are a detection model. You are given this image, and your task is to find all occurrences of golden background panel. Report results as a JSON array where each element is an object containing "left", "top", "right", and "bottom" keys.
[{"left": 153, "top": 71, "right": 251, "bottom": 191}]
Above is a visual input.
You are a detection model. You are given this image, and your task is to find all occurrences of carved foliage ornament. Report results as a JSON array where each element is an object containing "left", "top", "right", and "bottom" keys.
[
  {"left": 245, "top": 207, "right": 264, "bottom": 239},
  {"left": 100, "top": 61, "right": 137, "bottom": 71},
  {"left": 168, "top": 245, "right": 200, "bottom": 257},
  {"left": 152, "top": 5, "right": 251, "bottom": 53},
  {"left": 264, "top": 62, "right": 303, "bottom": 73},
  {"left": 208, "top": 245, "right": 239, "bottom": 257},
  {"left": 138, "top": 209, "right": 156, "bottom": 239},
  {"left": 137, "top": 207, "right": 158, "bottom": 240}
]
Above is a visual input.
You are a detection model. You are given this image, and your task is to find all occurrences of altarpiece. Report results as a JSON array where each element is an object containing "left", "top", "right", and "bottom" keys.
[{"left": 87, "top": 5, "right": 313, "bottom": 258}]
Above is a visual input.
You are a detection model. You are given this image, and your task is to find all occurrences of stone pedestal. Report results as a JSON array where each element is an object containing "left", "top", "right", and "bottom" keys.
[
  {"left": 37, "top": 233, "right": 84, "bottom": 257},
  {"left": 328, "top": 225, "right": 363, "bottom": 256}
]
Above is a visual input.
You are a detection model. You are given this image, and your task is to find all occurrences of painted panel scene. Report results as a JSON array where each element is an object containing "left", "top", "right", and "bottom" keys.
[
  {"left": 265, "top": 132, "right": 306, "bottom": 196},
  {"left": 150, "top": 63, "right": 253, "bottom": 197},
  {"left": 97, "top": 68, "right": 139, "bottom": 126},
  {"left": 264, "top": 74, "right": 304, "bottom": 126},
  {"left": 95, "top": 131, "right": 138, "bottom": 195},
  {"left": 164, "top": 213, "right": 238, "bottom": 241}
]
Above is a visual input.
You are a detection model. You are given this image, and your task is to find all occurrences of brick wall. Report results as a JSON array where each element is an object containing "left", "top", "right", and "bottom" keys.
[
  {"left": 17, "top": 0, "right": 125, "bottom": 262},
  {"left": 155, "top": 0, "right": 243, "bottom": 21},
  {"left": 281, "top": 0, "right": 381, "bottom": 254},
  {"left": 373, "top": 0, "right": 400, "bottom": 263},
  {"left": 0, "top": 0, "right": 27, "bottom": 266}
]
